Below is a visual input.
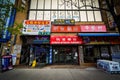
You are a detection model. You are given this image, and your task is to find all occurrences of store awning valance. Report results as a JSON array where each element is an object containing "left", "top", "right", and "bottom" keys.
[{"left": 78, "top": 33, "right": 120, "bottom": 37}]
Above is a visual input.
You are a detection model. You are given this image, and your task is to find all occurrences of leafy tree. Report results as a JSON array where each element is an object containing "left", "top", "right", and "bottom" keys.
[
  {"left": 61, "top": 0, "right": 120, "bottom": 32},
  {"left": 0, "top": 0, "right": 27, "bottom": 36}
]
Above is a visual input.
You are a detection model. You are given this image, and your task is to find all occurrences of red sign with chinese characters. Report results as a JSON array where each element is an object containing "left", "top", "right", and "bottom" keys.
[
  {"left": 50, "top": 36, "right": 83, "bottom": 44},
  {"left": 24, "top": 20, "right": 50, "bottom": 25},
  {"left": 51, "top": 25, "right": 81, "bottom": 32},
  {"left": 80, "top": 25, "right": 107, "bottom": 32}
]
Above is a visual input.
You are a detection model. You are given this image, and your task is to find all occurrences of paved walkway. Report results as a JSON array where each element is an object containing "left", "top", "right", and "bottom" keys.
[
  {"left": 0, "top": 68, "right": 120, "bottom": 80},
  {"left": 14, "top": 64, "right": 95, "bottom": 69}
]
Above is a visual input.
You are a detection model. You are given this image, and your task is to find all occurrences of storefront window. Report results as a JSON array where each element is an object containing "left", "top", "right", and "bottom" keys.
[
  {"left": 111, "top": 45, "right": 120, "bottom": 63},
  {"left": 53, "top": 46, "right": 78, "bottom": 64},
  {"left": 84, "top": 45, "right": 102, "bottom": 63},
  {"left": 100, "top": 46, "right": 110, "bottom": 59},
  {"left": 84, "top": 46, "right": 95, "bottom": 63}
]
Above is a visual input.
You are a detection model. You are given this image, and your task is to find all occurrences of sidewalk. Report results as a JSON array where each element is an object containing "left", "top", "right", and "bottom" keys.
[
  {"left": 14, "top": 64, "right": 96, "bottom": 69},
  {"left": 0, "top": 68, "right": 120, "bottom": 80}
]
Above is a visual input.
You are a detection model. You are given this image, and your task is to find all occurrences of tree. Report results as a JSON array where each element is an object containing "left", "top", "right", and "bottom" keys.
[
  {"left": 60, "top": 0, "right": 120, "bottom": 32},
  {"left": 0, "top": 0, "right": 28, "bottom": 37}
]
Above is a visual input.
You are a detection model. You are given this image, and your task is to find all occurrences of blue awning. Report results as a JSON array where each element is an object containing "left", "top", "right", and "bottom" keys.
[{"left": 78, "top": 33, "right": 120, "bottom": 37}]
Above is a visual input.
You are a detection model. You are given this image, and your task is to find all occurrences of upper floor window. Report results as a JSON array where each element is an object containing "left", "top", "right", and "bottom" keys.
[{"left": 29, "top": 0, "right": 102, "bottom": 22}]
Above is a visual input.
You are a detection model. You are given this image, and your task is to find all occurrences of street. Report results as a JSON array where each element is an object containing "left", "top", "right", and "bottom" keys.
[{"left": 0, "top": 68, "right": 120, "bottom": 80}]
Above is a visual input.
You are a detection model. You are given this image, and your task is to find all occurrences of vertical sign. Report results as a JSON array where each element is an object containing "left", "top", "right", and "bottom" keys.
[{"left": 49, "top": 46, "right": 52, "bottom": 64}]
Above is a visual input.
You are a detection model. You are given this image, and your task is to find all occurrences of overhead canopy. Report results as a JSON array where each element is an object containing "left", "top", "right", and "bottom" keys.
[{"left": 78, "top": 33, "right": 120, "bottom": 37}]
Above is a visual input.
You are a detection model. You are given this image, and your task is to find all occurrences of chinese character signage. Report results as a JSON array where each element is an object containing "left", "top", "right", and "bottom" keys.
[
  {"left": 80, "top": 25, "right": 107, "bottom": 32},
  {"left": 53, "top": 19, "right": 75, "bottom": 25},
  {"left": 22, "top": 20, "right": 51, "bottom": 35},
  {"left": 50, "top": 36, "right": 83, "bottom": 44},
  {"left": 52, "top": 25, "right": 81, "bottom": 32}
]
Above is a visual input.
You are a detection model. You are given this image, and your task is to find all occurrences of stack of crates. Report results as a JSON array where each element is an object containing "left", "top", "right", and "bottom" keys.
[{"left": 97, "top": 59, "right": 120, "bottom": 74}]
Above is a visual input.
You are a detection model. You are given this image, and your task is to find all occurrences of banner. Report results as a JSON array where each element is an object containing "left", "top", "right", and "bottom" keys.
[
  {"left": 50, "top": 36, "right": 83, "bottom": 44},
  {"left": 51, "top": 25, "right": 81, "bottom": 32},
  {"left": 80, "top": 24, "right": 107, "bottom": 32},
  {"left": 22, "top": 20, "right": 51, "bottom": 35}
]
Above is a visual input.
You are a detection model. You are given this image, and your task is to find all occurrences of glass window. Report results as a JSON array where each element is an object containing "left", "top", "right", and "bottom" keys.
[
  {"left": 58, "top": 0, "right": 65, "bottom": 9},
  {"left": 87, "top": 11, "right": 94, "bottom": 21},
  {"left": 28, "top": 0, "right": 102, "bottom": 22},
  {"left": 66, "top": 11, "right": 72, "bottom": 19},
  {"left": 80, "top": 11, "right": 87, "bottom": 21},
  {"left": 73, "top": 11, "right": 79, "bottom": 21},
  {"left": 66, "top": 0, "right": 72, "bottom": 9},
  {"left": 30, "top": 0, "right": 37, "bottom": 9},
  {"left": 52, "top": 0, "right": 58, "bottom": 9},
  {"left": 72, "top": 0, "right": 79, "bottom": 9},
  {"left": 84, "top": 46, "right": 95, "bottom": 63},
  {"left": 94, "top": 11, "right": 102, "bottom": 21},
  {"left": 29, "top": 11, "right": 36, "bottom": 20},
  {"left": 51, "top": 11, "right": 57, "bottom": 21},
  {"left": 44, "top": 11, "right": 50, "bottom": 20},
  {"left": 59, "top": 11, "right": 65, "bottom": 19},
  {"left": 38, "top": 0, "right": 44, "bottom": 9},
  {"left": 37, "top": 11, "right": 43, "bottom": 20},
  {"left": 93, "top": 0, "right": 99, "bottom": 9},
  {"left": 79, "top": 0, "right": 85, "bottom": 9},
  {"left": 86, "top": 0, "right": 92, "bottom": 9},
  {"left": 45, "top": 0, "right": 51, "bottom": 9}
]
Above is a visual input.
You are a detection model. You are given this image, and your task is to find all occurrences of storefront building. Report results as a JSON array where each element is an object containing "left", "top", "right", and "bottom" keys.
[
  {"left": 19, "top": 0, "right": 120, "bottom": 66},
  {"left": 21, "top": 20, "right": 51, "bottom": 65}
]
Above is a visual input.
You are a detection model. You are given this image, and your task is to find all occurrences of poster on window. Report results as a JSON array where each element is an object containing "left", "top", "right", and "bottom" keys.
[
  {"left": 100, "top": 47, "right": 110, "bottom": 58},
  {"left": 111, "top": 45, "right": 120, "bottom": 63},
  {"left": 13, "top": 44, "right": 22, "bottom": 54},
  {"left": 22, "top": 20, "right": 51, "bottom": 35}
]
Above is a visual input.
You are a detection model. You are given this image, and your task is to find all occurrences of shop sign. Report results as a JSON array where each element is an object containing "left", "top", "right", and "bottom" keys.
[
  {"left": 52, "top": 25, "right": 81, "bottom": 32},
  {"left": 50, "top": 36, "right": 83, "bottom": 44},
  {"left": 33, "top": 40, "right": 49, "bottom": 44},
  {"left": 22, "top": 20, "right": 51, "bottom": 35},
  {"left": 80, "top": 24, "right": 107, "bottom": 32},
  {"left": 53, "top": 19, "right": 75, "bottom": 25}
]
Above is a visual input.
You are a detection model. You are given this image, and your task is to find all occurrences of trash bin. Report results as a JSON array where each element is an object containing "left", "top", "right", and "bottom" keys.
[{"left": 2, "top": 55, "right": 13, "bottom": 71}]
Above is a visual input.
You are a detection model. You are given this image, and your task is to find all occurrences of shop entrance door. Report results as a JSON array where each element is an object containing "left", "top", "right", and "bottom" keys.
[
  {"left": 34, "top": 45, "right": 49, "bottom": 65},
  {"left": 53, "top": 46, "right": 78, "bottom": 65}
]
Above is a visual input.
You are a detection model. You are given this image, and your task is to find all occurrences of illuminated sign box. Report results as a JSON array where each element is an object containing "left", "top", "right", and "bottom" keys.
[
  {"left": 51, "top": 25, "right": 81, "bottom": 32},
  {"left": 53, "top": 19, "right": 75, "bottom": 25},
  {"left": 50, "top": 36, "right": 83, "bottom": 44},
  {"left": 22, "top": 20, "right": 51, "bottom": 35},
  {"left": 80, "top": 24, "right": 107, "bottom": 32}
]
